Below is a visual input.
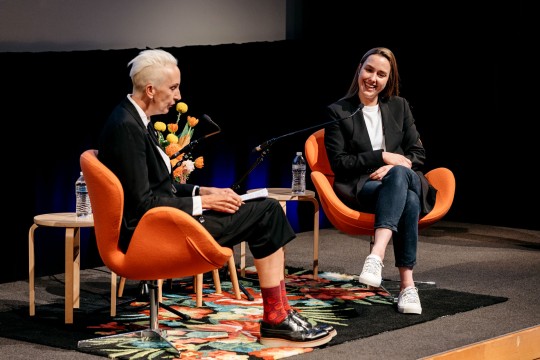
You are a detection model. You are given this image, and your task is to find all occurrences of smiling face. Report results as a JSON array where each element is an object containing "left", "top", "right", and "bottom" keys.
[{"left": 357, "top": 54, "right": 391, "bottom": 106}]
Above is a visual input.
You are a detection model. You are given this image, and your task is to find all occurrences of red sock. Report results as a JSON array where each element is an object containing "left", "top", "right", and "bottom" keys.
[
  {"left": 261, "top": 285, "right": 287, "bottom": 325},
  {"left": 280, "top": 280, "right": 291, "bottom": 312}
]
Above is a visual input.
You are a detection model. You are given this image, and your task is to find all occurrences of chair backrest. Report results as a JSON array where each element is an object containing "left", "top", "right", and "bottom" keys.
[
  {"left": 304, "top": 129, "right": 455, "bottom": 236},
  {"left": 80, "top": 149, "right": 124, "bottom": 264},
  {"left": 304, "top": 128, "right": 334, "bottom": 183},
  {"left": 80, "top": 149, "right": 233, "bottom": 280}
]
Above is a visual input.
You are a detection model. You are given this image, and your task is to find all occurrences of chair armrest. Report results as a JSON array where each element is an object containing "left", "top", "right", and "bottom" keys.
[
  {"left": 311, "top": 171, "right": 375, "bottom": 235},
  {"left": 419, "top": 167, "right": 456, "bottom": 229}
]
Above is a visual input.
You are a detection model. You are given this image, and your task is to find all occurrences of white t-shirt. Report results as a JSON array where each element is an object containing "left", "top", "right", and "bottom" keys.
[{"left": 362, "top": 104, "right": 386, "bottom": 151}]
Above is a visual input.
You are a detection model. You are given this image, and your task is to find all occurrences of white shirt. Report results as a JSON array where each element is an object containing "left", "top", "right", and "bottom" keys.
[{"left": 362, "top": 104, "right": 386, "bottom": 151}]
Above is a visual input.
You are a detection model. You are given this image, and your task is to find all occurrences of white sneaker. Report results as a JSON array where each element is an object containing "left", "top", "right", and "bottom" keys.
[
  {"left": 397, "top": 286, "right": 422, "bottom": 314},
  {"left": 358, "top": 254, "right": 383, "bottom": 287}
]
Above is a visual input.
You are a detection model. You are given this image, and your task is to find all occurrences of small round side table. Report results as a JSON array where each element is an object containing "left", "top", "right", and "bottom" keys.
[{"left": 28, "top": 212, "right": 94, "bottom": 324}]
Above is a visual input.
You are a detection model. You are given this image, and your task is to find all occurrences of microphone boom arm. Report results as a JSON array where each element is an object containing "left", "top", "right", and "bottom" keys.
[
  {"left": 252, "top": 105, "right": 363, "bottom": 152},
  {"left": 236, "top": 105, "right": 363, "bottom": 191}
]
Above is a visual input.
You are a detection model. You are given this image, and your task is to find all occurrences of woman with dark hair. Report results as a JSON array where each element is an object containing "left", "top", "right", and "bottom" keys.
[{"left": 325, "top": 47, "right": 437, "bottom": 315}]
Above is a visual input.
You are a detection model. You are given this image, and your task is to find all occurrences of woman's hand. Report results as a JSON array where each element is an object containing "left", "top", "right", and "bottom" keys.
[
  {"left": 382, "top": 152, "right": 412, "bottom": 167},
  {"left": 371, "top": 152, "right": 412, "bottom": 180},
  {"left": 200, "top": 187, "right": 243, "bottom": 213},
  {"left": 370, "top": 164, "right": 393, "bottom": 181}
]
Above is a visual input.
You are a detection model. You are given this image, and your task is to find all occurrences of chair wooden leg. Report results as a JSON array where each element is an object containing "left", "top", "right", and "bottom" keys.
[
  {"left": 212, "top": 269, "right": 222, "bottom": 294},
  {"left": 158, "top": 279, "right": 163, "bottom": 303},
  {"left": 194, "top": 257, "right": 242, "bottom": 307},
  {"left": 228, "top": 256, "right": 242, "bottom": 300},
  {"left": 240, "top": 241, "right": 246, "bottom": 277},
  {"left": 118, "top": 276, "right": 126, "bottom": 297},
  {"left": 195, "top": 274, "right": 203, "bottom": 307}
]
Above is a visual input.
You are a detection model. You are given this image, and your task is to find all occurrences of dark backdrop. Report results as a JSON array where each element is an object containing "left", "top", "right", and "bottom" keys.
[{"left": 2, "top": 1, "right": 536, "bottom": 283}]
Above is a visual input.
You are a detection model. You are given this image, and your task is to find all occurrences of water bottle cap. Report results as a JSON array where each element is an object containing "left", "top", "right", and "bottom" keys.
[{"left": 296, "top": 152, "right": 302, "bottom": 155}]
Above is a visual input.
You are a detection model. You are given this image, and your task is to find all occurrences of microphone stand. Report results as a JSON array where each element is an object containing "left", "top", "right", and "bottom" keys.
[{"left": 230, "top": 147, "right": 271, "bottom": 192}]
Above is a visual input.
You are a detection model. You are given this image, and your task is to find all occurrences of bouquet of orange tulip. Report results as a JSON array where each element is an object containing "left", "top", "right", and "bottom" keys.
[{"left": 153, "top": 102, "right": 204, "bottom": 183}]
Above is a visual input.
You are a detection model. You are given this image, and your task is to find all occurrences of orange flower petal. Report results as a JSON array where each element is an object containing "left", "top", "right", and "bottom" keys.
[
  {"left": 165, "top": 143, "right": 182, "bottom": 157},
  {"left": 187, "top": 116, "right": 199, "bottom": 127}
]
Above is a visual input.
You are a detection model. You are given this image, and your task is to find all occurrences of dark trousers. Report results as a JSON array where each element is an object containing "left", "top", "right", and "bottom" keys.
[
  {"left": 358, "top": 166, "right": 421, "bottom": 268},
  {"left": 200, "top": 198, "right": 296, "bottom": 259}
]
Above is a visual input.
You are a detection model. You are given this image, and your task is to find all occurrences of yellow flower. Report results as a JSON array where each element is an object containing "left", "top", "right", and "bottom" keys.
[
  {"left": 166, "top": 133, "right": 179, "bottom": 144},
  {"left": 154, "top": 121, "right": 166, "bottom": 132},
  {"left": 176, "top": 102, "right": 188, "bottom": 114}
]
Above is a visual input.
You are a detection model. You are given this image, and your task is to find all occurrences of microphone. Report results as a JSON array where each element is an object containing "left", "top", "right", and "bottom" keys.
[
  {"left": 201, "top": 114, "right": 221, "bottom": 133},
  {"left": 252, "top": 138, "right": 276, "bottom": 153},
  {"left": 251, "top": 103, "right": 364, "bottom": 152}
]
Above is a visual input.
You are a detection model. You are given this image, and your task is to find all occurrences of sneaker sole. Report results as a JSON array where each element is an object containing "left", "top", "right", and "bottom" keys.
[
  {"left": 358, "top": 274, "right": 382, "bottom": 288},
  {"left": 398, "top": 305, "right": 422, "bottom": 314},
  {"left": 260, "top": 332, "right": 333, "bottom": 348}
]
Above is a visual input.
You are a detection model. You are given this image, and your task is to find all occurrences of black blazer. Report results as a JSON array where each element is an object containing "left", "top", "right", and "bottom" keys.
[
  {"left": 325, "top": 95, "right": 436, "bottom": 216},
  {"left": 98, "top": 97, "right": 197, "bottom": 252}
]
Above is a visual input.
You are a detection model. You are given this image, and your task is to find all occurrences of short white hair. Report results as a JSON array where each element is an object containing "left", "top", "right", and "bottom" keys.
[{"left": 128, "top": 49, "right": 178, "bottom": 91}]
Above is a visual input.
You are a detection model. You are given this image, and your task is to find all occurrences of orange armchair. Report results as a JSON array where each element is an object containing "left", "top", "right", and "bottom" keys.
[
  {"left": 78, "top": 149, "right": 234, "bottom": 356},
  {"left": 304, "top": 128, "right": 455, "bottom": 242}
]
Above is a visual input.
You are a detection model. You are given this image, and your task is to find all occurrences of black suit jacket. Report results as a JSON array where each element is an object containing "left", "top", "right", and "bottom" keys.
[
  {"left": 325, "top": 95, "right": 436, "bottom": 215},
  {"left": 98, "top": 97, "right": 197, "bottom": 252}
]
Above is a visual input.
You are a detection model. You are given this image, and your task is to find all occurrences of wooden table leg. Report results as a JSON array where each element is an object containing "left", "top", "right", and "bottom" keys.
[
  {"left": 307, "top": 198, "right": 319, "bottom": 279},
  {"left": 28, "top": 224, "right": 38, "bottom": 317},
  {"left": 279, "top": 201, "right": 287, "bottom": 276},
  {"left": 73, "top": 228, "right": 81, "bottom": 309},
  {"left": 65, "top": 227, "right": 81, "bottom": 324}
]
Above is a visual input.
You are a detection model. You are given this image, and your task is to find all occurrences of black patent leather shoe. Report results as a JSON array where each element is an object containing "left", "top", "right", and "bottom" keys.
[
  {"left": 260, "top": 313, "right": 333, "bottom": 348},
  {"left": 289, "top": 309, "right": 337, "bottom": 337}
]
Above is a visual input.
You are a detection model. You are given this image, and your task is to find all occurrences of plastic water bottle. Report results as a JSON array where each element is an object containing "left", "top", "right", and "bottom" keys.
[
  {"left": 291, "top": 152, "right": 306, "bottom": 195},
  {"left": 75, "top": 171, "right": 92, "bottom": 217}
]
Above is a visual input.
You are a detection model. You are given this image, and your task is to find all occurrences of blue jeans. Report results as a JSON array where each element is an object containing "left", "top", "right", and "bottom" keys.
[{"left": 358, "top": 166, "right": 421, "bottom": 268}]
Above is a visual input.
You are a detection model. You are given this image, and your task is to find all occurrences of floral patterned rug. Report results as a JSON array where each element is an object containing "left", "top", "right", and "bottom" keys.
[{"left": 1, "top": 267, "right": 508, "bottom": 360}]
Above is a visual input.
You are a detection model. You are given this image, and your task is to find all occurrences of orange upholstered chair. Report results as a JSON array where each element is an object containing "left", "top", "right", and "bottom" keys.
[
  {"left": 78, "top": 149, "right": 234, "bottom": 356},
  {"left": 304, "top": 128, "right": 455, "bottom": 244}
]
